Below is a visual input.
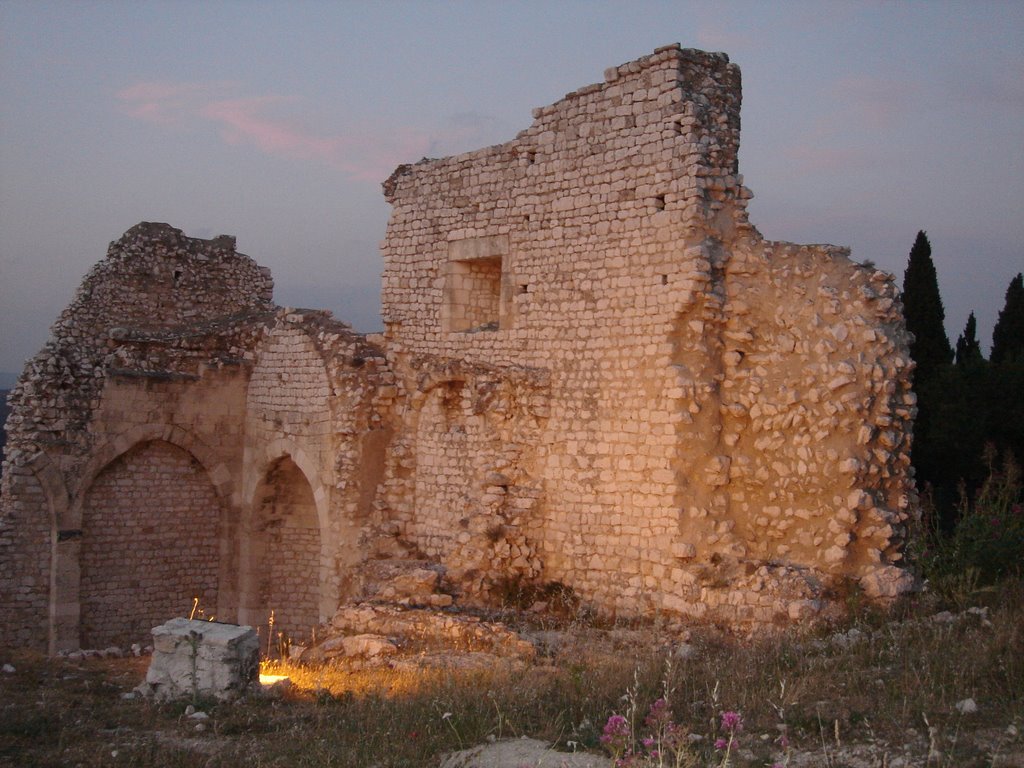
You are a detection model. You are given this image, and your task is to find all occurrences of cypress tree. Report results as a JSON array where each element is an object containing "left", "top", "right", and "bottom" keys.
[
  {"left": 955, "top": 312, "right": 984, "bottom": 368},
  {"left": 902, "top": 231, "right": 954, "bottom": 514},
  {"left": 902, "top": 231, "right": 953, "bottom": 383},
  {"left": 989, "top": 272, "right": 1024, "bottom": 468},
  {"left": 991, "top": 273, "right": 1024, "bottom": 365}
]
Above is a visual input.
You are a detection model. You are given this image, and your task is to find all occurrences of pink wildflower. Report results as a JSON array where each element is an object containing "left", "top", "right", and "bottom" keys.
[
  {"left": 645, "top": 697, "right": 671, "bottom": 727},
  {"left": 601, "top": 713, "right": 630, "bottom": 753},
  {"left": 720, "top": 710, "right": 743, "bottom": 732},
  {"left": 601, "top": 714, "right": 628, "bottom": 743},
  {"left": 715, "top": 737, "right": 729, "bottom": 750}
]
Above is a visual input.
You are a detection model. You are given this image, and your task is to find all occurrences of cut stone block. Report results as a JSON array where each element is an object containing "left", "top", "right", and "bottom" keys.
[{"left": 136, "top": 618, "right": 259, "bottom": 702}]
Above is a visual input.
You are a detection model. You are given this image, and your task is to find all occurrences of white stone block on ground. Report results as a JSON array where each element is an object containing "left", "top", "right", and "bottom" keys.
[{"left": 136, "top": 618, "right": 259, "bottom": 702}]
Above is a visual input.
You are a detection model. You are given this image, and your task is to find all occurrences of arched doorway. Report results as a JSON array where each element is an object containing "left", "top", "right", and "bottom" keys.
[
  {"left": 250, "top": 456, "right": 321, "bottom": 647},
  {"left": 79, "top": 440, "right": 222, "bottom": 648}
]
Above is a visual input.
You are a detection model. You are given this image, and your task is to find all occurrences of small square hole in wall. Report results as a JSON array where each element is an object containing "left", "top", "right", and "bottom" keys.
[
  {"left": 518, "top": 284, "right": 529, "bottom": 295},
  {"left": 661, "top": 274, "right": 668, "bottom": 285},
  {"left": 653, "top": 194, "right": 666, "bottom": 211}
]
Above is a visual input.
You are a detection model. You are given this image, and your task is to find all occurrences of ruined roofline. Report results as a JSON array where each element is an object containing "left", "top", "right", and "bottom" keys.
[
  {"left": 538, "top": 43, "right": 733, "bottom": 117},
  {"left": 382, "top": 43, "right": 737, "bottom": 202},
  {"left": 114, "top": 222, "right": 239, "bottom": 256}
]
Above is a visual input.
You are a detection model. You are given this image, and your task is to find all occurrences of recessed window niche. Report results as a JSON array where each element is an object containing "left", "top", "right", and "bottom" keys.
[{"left": 443, "top": 235, "right": 512, "bottom": 333}]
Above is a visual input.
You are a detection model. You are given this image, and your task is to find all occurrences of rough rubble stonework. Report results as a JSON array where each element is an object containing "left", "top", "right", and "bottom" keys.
[{"left": 0, "top": 46, "right": 917, "bottom": 653}]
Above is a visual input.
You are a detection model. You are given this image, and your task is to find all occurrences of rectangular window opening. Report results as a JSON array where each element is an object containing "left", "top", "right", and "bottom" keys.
[{"left": 443, "top": 235, "right": 512, "bottom": 333}]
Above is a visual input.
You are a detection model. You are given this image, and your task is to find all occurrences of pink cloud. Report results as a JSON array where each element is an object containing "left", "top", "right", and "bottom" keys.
[
  {"left": 116, "top": 81, "right": 231, "bottom": 125},
  {"left": 200, "top": 96, "right": 341, "bottom": 159},
  {"left": 115, "top": 80, "right": 482, "bottom": 182}
]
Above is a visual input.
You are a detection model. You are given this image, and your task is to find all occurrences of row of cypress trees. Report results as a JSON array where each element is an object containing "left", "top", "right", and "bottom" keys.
[{"left": 901, "top": 230, "right": 1023, "bottom": 524}]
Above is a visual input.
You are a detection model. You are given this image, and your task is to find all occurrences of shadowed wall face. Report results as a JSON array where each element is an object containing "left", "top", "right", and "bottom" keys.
[
  {"left": 80, "top": 440, "right": 221, "bottom": 648},
  {"left": 253, "top": 456, "right": 321, "bottom": 645}
]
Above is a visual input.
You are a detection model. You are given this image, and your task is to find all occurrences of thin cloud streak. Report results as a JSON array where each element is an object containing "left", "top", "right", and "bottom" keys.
[
  {"left": 200, "top": 96, "right": 340, "bottom": 160},
  {"left": 116, "top": 80, "right": 493, "bottom": 182},
  {"left": 116, "top": 81, "right": 233, "bottom": 125}
]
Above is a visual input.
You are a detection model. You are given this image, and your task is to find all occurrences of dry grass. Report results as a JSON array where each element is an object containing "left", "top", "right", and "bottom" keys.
[{"left": 1, "top": 580, "right": 1022, "bottom": 767}]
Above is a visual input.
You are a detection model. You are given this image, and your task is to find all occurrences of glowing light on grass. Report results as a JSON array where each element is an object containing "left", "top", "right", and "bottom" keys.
[{"left": 259, "top": 673, "right": 290, "bottom": 686}]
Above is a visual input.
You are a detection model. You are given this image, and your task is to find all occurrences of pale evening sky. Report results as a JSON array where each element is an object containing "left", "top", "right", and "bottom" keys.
[{"left": 1, "top": 1, "right": 1022, "bottom": 376}]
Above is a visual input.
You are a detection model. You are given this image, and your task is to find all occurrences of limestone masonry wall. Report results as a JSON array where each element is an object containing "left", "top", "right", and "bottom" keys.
[
  {"left": 1, "top": 45, "right": 916, "bottom": 652},
  {"left": 379, "top": 45, "right": 915, "bottom": 621},
  {"left": 79, "top": 440, "right": 222, "bottom": 649}
]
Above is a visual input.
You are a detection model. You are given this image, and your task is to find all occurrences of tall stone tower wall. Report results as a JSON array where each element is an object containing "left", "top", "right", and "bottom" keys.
[{"left": 379, "top": 45, "right": 915, "bottom": 621}]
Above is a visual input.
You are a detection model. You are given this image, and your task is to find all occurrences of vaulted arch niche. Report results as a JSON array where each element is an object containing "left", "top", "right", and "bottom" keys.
[
  {"left": 79, "top": 440, "right": 222, "bottom": 648},
  {"left": 247, "top": 456, "right": 322, "bottom": 645}
]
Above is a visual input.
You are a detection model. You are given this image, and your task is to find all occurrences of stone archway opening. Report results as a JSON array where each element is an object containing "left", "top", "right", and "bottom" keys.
[
  {"left": 79, "top": 440, "right": 222, "bottom": 649},
  {"left": 250, "top": 456, "right": 322, "bottom": 649}
]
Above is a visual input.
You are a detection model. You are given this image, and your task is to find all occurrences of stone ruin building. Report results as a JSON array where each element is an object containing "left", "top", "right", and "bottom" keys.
[{"left": 0, "top": 45, "right": 917, "bottom": 654}]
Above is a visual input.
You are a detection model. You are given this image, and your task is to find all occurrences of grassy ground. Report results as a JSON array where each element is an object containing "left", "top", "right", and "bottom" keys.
[{"left": 1, "top": 580, "right": 1021, "bottom": 767}]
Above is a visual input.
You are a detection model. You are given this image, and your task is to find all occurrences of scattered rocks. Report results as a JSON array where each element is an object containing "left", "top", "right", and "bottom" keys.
[
  {"left": 57, "top": 643, "right": 151, "bottom": 660},
  {"left": 830, "top": 627, "right": 867, "bottom": 649},
  {"left": 353, "top": 559, "right": 454, "bottom": 608},
  {"left": 859, "top": 566, "right": 917, "bottom": 600},
  {"left": 674, "top": 642, "right": 697, "bottom": 660},
  {"left": 955, "top": 698, "right": 978, "bottom": 715},
  {"left": 440, "top": 737, "right": 607, "bottom": 768}
]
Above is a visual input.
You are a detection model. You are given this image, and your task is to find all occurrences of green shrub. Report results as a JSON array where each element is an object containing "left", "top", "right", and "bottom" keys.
[{"left": 918, "top": 447, "right": 1024, "bottom": 590}]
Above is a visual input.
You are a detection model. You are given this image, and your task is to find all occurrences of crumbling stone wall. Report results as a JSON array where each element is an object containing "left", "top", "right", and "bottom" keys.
[
  {"left": 384, "top": 359, "right": 548, "bottom": 600},
  {"left": 380, "top": 45, "right": 915, "bottom": 621},
  {"left": 0, "top": 225, "right": 387, "bottom": 652},
  {"left": 1, "top": 46, "right": 918, "bottom": 652}
]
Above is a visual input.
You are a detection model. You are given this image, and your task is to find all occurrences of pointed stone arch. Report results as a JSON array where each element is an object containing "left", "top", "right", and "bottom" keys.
[
  {"left": 76, "top": 439, "right": 224, "bottom": 648},
  {"left": 238, "top": 440, "right": 329, "bottom": 646},
  {"left": 70, "top": 424, "right": 233, "bottom": 529},
  {"left": 52, "top": 425, "right": 233, "bottom": 651}
]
